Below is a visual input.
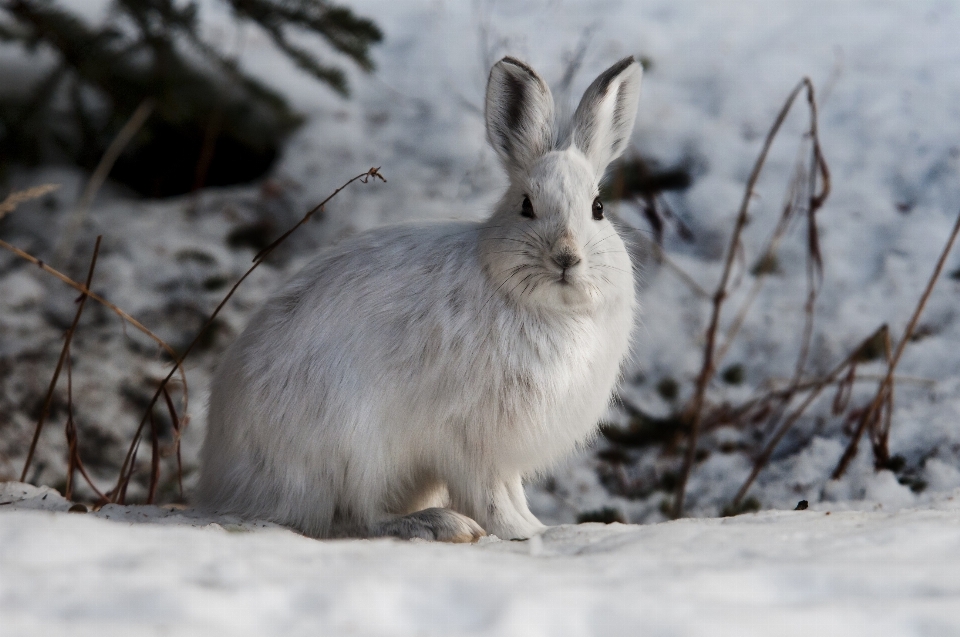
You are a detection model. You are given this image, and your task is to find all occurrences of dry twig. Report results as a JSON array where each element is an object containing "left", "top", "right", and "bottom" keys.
[
  {"left": 1, "top": 185, "right": 182, "bottom": 494},
  {"left": 631, "top": 231, "right": 711, "bottom": 299},
  {"left": 56, "top": 99, "right": 155, "bottom": 263},
  {"left": 714, "top": 142, "right": 811, "bottom": 364},
  {"left": 0, "top": 184, "right": 60, "bottom": 222},
  {"left": 831, "top": 208, "right": 960, "bottom": 478},
  {"left": 111, "top": 167, "right": 387, "bottom": 501},
  {"left": 0, "top": 239, "right": 184, "bottom": 366},
  {"left": 671, "top": 78, "right": 828, "bottom": 518},
  {"left": 63, "top": 349, "right": 109, "bottom": 503},
  {"left": 64, "top": 354, "right": 78, "bottom": 500},
  {"left": 731, "top": 325, "right": 888, "bottom": 505},
  {"left": 20, "top": 236, "right": 101, "bottom": 482}
]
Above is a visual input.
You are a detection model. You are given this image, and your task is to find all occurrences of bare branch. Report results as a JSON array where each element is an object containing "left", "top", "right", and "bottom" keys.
[
  {"left": 20, "top": 236, "right": 102, "bottom": 482},
  {"left": 832, "top": 208, "right": 960, "bottom": 478},
  {"left": 672, "top": 78, "right": 827, "bottom": 519},
  {"left": 111, "top": 167, "right": 386, "bottom": 501}
]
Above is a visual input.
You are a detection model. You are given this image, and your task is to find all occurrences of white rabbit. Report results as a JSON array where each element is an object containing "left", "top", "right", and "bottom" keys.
[{"left": 198, "top": 56, "right": 643, "bottom": 541}]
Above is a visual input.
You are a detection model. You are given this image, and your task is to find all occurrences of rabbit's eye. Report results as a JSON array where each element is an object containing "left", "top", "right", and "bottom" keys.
[
  {"left": 521, "top": 195, "right": 536, "bottom": 219},
  {"left": 592, "top": 197, "right": 604, "bottom": 221}
]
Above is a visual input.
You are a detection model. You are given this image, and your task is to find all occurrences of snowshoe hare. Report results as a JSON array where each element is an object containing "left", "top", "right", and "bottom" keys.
[{"left": 198, "top": 56, "right": 643, "bottom": 541}]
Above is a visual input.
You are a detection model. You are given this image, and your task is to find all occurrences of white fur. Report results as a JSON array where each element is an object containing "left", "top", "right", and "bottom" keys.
[{"left": 198, "top": 56, "right": 644, "bottom": 541}]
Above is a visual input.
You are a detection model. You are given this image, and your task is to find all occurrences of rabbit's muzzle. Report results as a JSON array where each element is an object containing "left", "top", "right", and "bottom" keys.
[
  {"left": 550, "top": 232, "right": 583, "bottom": 283},
  {"left": 551, "top": 250, "right": 581, "bottom": 271}
]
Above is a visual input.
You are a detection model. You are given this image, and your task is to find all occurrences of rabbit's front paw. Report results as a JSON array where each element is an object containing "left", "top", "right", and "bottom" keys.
[
  {"left": 486, "top": 518, "right": 547, "bottom": 541},
  {"left": 371, "top": 508, "right": 486, "bottom": 543}
]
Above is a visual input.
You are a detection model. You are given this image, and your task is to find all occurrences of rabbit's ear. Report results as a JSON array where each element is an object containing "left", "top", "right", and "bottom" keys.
[
  {"left": 485, "top": 57, "right": 556, "bottom": 173},
  {"left": 568, "top": 56, "right": 642, "bottom": 177}
]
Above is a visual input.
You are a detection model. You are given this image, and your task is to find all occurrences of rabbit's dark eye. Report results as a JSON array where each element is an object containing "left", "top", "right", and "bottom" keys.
[
  {"left": 521, "top": 195, "right": 535, "bottom": 219},
  {"left": 592, "top": 197, "right": 604, "bottom": 221}
]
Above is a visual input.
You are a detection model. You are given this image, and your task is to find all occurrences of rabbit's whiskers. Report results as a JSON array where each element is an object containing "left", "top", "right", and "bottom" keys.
[
  {"left": 584, "top": 231, "right": 618, "bottom": 252},
  {"left": 591, "top": 263, "right": 631, "bottom": 275},
  {"left": 479, "top": 264, "right": 530, "bottom": 313}
]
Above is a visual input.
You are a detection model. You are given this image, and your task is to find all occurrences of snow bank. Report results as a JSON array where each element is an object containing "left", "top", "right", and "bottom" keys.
[{"left": 3, "top": 482, "right": 960, "bottom": 636}]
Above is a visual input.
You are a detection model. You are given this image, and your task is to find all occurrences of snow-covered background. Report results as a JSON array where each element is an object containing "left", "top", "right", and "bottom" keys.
[{"left": 2, "top": 0, "right": 960, "bottom": 633}]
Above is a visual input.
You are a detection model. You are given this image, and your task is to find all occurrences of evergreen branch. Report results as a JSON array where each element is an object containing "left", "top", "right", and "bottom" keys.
[
  {"left": 226, "top": 0, "right": 382, "bottom": 72},
  {"left": 258, "top": 20, "right": 347, "bottom": 94},
  {"left": 175, "top": 22, "right": 294, "bottom": 112},
  {"left": 1, "top": 0, "right": 380, "bottom": 194}
]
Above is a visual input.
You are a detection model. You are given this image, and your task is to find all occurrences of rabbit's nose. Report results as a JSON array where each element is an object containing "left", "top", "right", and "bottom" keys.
[{"left": 552, "top": 251, "right": 581, "bottom": 270}]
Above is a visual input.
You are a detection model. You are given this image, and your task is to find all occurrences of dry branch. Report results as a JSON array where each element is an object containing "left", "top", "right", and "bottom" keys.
[
  {"left": 0, "top": 184, "right": 182, "bottom": 494},
  {"left": 672, "top": 78, "right": 828, "bottom": 519},
  {"left": 162, "top": 386, "right": 184, "bottom": 499},
  {"left": 20, "top": 237, "right": 101, "bottom": 482},
  {"left": 831, "top": 208, "right": 960, "bottom": 478},
  {"left": 63, "top": 341, "right": 77, "bottom": 500},
  {"left": 631, "top": 231, "right": 711, "bottom": 299},
  {"left": 715, "top": 141, "right": 811, "bottom": 365},
  {"left": 0, "top": 239, "right": 184, "bottom": 367},
  {"left": 111, "top": 167, "right": 387, "bottom": 502},
  {"left": 63, "top": 351, "right": 110, "bottom": 503},
  {"left": 731, "top": 325, "right": 888, "bottom": 505}
]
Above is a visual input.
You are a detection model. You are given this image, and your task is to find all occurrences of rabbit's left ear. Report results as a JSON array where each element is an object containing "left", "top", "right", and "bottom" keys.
[
  {"left": 486, "top": 57, "right": 556, "bottom": 174},
  {"left": 568, "top": 57, "right": 643, "bottom": 177}
]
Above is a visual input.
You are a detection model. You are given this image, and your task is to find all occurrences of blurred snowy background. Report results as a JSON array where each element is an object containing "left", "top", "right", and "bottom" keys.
[{"left": 2, "top": 0, "right": 960, "bottom": 524}]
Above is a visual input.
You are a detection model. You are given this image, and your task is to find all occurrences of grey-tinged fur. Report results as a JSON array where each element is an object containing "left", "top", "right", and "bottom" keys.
[{"left": 198, "top": 57, "right": 644, "bottom": 541}]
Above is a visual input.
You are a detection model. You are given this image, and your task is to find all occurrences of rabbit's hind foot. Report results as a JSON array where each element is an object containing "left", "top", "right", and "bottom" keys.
[{"left": 370, "top": 508, "right": 486, "bottom": 543}]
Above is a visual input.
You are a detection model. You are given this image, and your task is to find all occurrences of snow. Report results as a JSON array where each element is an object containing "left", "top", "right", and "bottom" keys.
[
  {"left": 3, "top": 0, "right": 960, "bottom": 633},
  {"left": 3, "top": 482, "right": 960, "bottom": 636}
]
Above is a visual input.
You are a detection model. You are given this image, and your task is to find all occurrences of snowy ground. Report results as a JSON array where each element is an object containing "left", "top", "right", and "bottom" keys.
[
  {"left": 4, "top": 482, "right": 960, "bottom": 636},
  {"left": 3, "top": 0, "right": 960, "bottom": 633}
]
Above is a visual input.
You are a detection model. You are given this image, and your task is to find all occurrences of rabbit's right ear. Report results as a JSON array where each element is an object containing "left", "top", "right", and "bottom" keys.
[{"left": 485, "top": 57, "right": 555, "bottom": 174}]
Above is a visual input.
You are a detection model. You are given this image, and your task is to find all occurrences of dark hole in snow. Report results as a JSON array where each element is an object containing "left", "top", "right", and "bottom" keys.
[
  {"left": 109, "top": 124, "right": 280, "bottom": 198},
  {"left": 576, "top": 507, "right": 626, "bottom": 524},
  {"left": 656, "top": 377, "right": 679, "bottom": 401},
  {"left": 721, "top": 364, "right": 745, "bottom": 385}
]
